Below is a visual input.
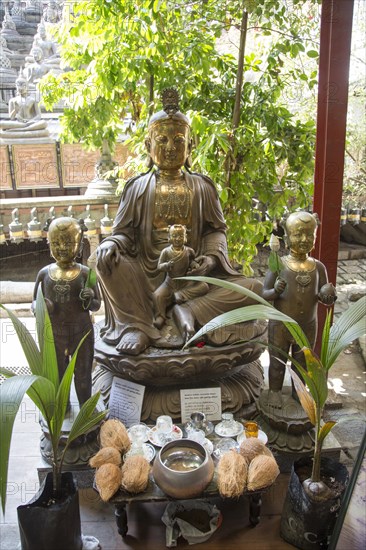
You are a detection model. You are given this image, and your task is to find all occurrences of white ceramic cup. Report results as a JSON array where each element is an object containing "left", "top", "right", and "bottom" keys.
[{"left": 156, "top": 415, "right": 173, "bottom": 443}]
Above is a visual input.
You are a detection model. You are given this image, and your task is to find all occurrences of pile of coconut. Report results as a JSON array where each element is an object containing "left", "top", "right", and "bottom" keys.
[
  {"left": 90, "top": 419, "right": 150, "bottom": 502},
  {"left": 217, "top": 438, "right": 280, "bottom": 498}
]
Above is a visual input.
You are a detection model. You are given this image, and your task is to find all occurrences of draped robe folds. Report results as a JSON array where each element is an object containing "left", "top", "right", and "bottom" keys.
[{"left": 97, "top": 170, "right": 263, "bottom": 347}]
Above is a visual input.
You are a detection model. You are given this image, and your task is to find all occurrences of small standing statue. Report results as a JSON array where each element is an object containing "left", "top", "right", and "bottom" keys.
[
  {"left": 32, "top": 217, "right": 101, "bottom": 408},
  {"left": 152, "top": 224, "right": 209, "bottom": 336},
  {"left": 262, "top": 211, "right": 337, "bottom": 409}
]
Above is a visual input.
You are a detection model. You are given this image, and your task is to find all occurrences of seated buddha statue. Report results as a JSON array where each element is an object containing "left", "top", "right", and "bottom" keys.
[
  {"left": 94, "top": 89, "right": 265, "bottom": 422},
  {"left": 96, "top": 88, "right": 264, "bottom": 356},
  {"left": 24, "top": 45, "right": 49, "bottom": 84},
  {"left": 29, "top": 19, "right": 61, "bottom": 72},
  {"left": 0, "top": 69, "right": 49, "bottom": 142}
]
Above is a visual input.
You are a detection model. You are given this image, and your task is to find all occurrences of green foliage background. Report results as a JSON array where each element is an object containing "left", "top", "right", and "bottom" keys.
[{"left": 40, "top": 0, "right": 322, "bottom": 271}]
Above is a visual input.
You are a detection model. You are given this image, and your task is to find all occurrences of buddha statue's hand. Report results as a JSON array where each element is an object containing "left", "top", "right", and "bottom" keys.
[
  {"left": 274, "top": 277, "right": 287, "bottom": 295},
  {"left": 188, "top": 255, "right": 217, "bottom": 276},
  {"left": 97, "top": 241, "right": 122, "bottom": 275}
]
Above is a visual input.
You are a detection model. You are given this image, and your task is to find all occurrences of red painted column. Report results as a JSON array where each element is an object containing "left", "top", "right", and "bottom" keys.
[{"left": 313, "top": 0, "right": 354, "bottom": 344}]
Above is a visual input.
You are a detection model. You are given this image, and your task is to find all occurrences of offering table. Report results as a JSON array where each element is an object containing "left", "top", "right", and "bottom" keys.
[{"left": 104, "top": 469, "right": 264, "bottom": 539}]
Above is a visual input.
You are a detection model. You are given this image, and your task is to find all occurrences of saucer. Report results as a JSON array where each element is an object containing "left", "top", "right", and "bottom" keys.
[
  {"left": 203, "top": 438, "right": 214, "bottom": 455},
  {"left": 213, "top": 438, "right": 239, "bottom": 459},
  {"left": 148, "top": 425, "right": 183, "bottom": 447},
  {"left": 124, "top": 442, "right": 156, "bottom": 462},
  {"left": 184, "top": 420, "right": 214, "bottom": 436},
  {"left": 127, "top": 425, "right": 149, "bottom": 443},
  {"left": 215, "top": 420, "right": 243, "bottom": 438},
  {"left": 237, "top": 429, "right": 268, "bottom": 445}
]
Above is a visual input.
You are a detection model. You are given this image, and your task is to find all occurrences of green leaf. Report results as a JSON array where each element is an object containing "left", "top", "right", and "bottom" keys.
[
  {"left": 268, "top": 251, "right": 284, "bottom": 274},
  {"left": 320, "top": 309, "right": 332, "bottom": 367},
  {"left": 306, "top": 50, "right": 319, "bottom": 58},
  {"left": 85, "top": 268, "right": 97, "bottom": 288},
  {"left": 268, "top": 250, "right": 279, "bottom": 273},
  {"left": 25, "top": 377, "right": 56, "bottom": 427},
  {"left": 284, "top": 322, "right": 311, "bottom": 349},
  {"left": 0, "top": 306, "right": 42, "bottom": 376},
  {"left": 36, "top": 287, "right": 59, "bottom": 390},
  {"left": 326, "top": 297, "right": 366, "bottom": 368},
  {"left": 180, "top": 276, "right": 272, "bottom": 307},
  {"left": 0, "top": 375, "right": 41, "bottom": 512},
  {"left": 318, "top": 421, "right": 336, "bottom": 445},
  {"left": 184, "top": 304, "right": 300, "bottom": 347},
  {"left": 302, "top": 348, "right": 328, "bottom": 409},
  {"left": 67, "top": 392, "right": 106, "bottom": 445},
  {"left": 52, "top": 331, "right": 91, "bottom": 442}
]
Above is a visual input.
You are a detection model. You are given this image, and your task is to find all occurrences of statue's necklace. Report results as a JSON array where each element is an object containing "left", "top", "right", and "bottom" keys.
[
  {"left": 155, "top": 173, "right": 191, "bottom": 223},
  {"left": 284, "top": 256, "right": 316, "bottom": 293},
  {"left": 48, "top": 264, "right": 80, "bottom": 303}
]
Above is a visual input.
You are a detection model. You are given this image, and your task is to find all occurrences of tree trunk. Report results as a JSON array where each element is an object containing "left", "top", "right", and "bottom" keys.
[{"left": 225, "top": 6, "right": 248, "bottom": 189}]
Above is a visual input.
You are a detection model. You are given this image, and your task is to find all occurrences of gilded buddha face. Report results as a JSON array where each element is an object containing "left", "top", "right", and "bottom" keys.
[
  {"left": 146, "top": 121, "right": 191, "bottom": 171},
  {"left": 285, "top": 212, "right": 317, "bottom": 256},
  {"left": 48, "top": 218, "right": 82, "bottom": 266}
]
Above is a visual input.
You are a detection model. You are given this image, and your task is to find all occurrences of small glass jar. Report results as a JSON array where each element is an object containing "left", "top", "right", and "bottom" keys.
[{"left": 244, "top": 421, "right": 259, "bottom": 438}]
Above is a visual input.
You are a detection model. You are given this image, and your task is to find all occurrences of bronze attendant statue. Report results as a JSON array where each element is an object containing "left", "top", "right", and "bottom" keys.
[
  {"left": 258, "top": 211, "right": 337, "bottom": 450},
  {"left": 33, "top": 217, "right": 101, "bottom": 407}
]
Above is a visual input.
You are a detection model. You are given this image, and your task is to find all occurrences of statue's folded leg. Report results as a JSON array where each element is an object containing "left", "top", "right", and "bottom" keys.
[
  {"left": 97, "top": 256, "right": 160, "bottom": 355},
  {"left": 185, "top": 277, "right": 265, "bottom": 346}
]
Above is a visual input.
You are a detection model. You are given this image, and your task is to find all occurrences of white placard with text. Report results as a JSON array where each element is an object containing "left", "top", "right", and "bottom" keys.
[
  {"left": 109, "top": 377, "right": 145, "bottom": 427},
  {"left": 180, "top": 387, "right": 222, "bottom": 423}
]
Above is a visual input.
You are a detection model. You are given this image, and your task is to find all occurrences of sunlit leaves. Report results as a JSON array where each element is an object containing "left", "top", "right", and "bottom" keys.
[{"left": 40, "top": 0, "right": 319, "bottom": 266}]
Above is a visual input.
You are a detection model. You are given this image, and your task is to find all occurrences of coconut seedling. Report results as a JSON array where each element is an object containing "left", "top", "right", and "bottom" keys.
[
  {"left": 0, "top": 287, "right": 107, "bottom": 512},
  {"left": 183, "top": 276, "right": 366, "bottom": 499}
]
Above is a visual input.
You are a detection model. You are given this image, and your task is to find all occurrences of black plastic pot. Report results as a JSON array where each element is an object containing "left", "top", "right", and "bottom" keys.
[
  {"left": 280, "top": 456, "right": 349, "bottom": 550},
  {"left": 17, "top": 472, "right": 82, "bottom": 550}
]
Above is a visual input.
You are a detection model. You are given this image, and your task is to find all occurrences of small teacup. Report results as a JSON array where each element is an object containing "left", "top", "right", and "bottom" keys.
[
  {"left": 128, "top": 423, "right": 148, "bottom": 444},
  {"left": 186, "top": 429, "right": 206, "bottom": 445},
  {"left": 213, "top": 438, "right": 238, "bottom": 459},
  {"left": 156, "top": 415, "right": 173, "bottom": 444}
]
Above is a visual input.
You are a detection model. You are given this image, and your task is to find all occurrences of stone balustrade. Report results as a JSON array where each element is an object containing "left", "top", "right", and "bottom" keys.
[{"left": 0, "top": 194, "right": 120, "bottom": 245}]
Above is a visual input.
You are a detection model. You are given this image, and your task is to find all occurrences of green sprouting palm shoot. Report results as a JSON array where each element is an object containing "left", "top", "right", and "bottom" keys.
[
  {"left": 182, "top": 276, "right": 365, "bottom": 483},
  {"left": 0, "top": 287, "right": 107, "bottom": 512}
]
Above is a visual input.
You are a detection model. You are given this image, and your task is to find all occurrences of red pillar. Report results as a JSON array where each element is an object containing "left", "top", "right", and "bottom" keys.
[{"left": 313, "top": 0, "right": 354, "bottom": 343}]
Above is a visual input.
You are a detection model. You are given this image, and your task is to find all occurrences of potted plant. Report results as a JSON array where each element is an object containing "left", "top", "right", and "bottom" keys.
[
  {"left": 0, "top": 287, "right": 107, "bottom": 550},
  {"left": 183, "top": 275, "right": 365, "bottom": 549}
]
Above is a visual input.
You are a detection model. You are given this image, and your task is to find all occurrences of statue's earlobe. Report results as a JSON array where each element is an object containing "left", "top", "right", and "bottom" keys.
[
  {"left": 144, "top": 138, "right": 154, "bottom": 168},
  {"left": 185, "top": 138, "right": 193, "bottom": 169}
]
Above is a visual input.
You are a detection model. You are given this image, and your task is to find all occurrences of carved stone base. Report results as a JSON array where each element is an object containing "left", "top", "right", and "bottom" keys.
[
  {"left": 93, "top": 338, "right": 265, "bottom": 423},
  {"left": 256, "top": 387, "right": 315, "bottom": 454},
  {"left": 39, "top": 404, "right": 103, "bottom": 468},
  {"left": 257, "top": 388, "right": 313, "bottom": 435}
]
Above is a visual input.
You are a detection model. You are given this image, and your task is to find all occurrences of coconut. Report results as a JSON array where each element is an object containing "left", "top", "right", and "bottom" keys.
[
  {"left": 217, "top": 450, "right": 248, "bottom": 498},
  {"left": 89, "top": 446, "right": 122, "bottom": 469},
  {"left": 95, "top": 463, "right": 122, "bottom": 502},
  {"left": 247, "top": 454, "right": 280, "bottom": 491},
  {"left": 121, "top": 455, "right": 150, "bottom": 494},
  {"left": 239, "top": 438, "right": 273, "bottom": 465},
  {"left": 99, "top": 419, "right": 131, "bottom": 453}
]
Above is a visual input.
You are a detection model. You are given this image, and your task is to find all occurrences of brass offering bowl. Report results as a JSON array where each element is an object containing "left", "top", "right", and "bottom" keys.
[{"left": 152, "top": 439, "right": 214, "bottom": 499}]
